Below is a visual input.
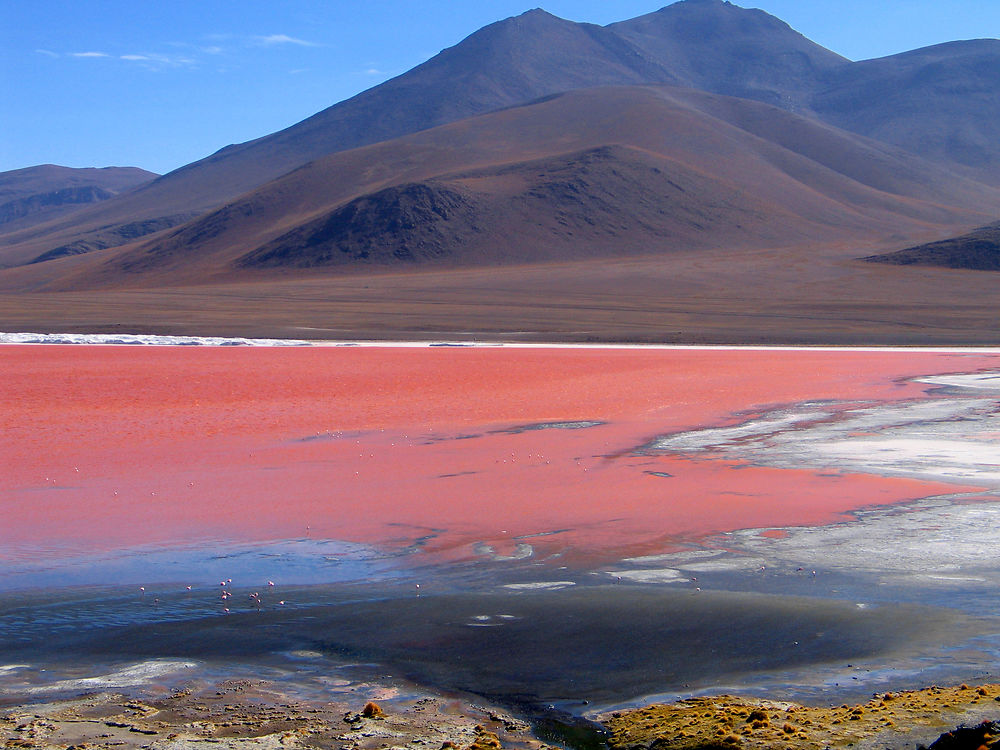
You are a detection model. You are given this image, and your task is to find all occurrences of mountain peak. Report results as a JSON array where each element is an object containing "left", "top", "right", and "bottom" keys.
[
  {"left": 459, "top": 6, "right": 575, "bottom": 44},
  {"left": 656, "top": 0, "right": 745, "bottom": 11},
  {"left": 650, "top": 0, "right": 801, "bottom": 29},
  {"left": 607, "top": 0, "right": 846, "bottom": 109}
]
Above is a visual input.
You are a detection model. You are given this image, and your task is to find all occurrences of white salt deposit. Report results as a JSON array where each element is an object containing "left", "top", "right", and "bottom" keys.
[
  {"left": 640, "top": 370, "right": 1000, "bottom": 594},
  {"left": 0, "top": 332, "right": 308, "bottom": 346},
  {"left": 2, "top": 659, "right": 198, "bottom": 695},
  {"left": 726, "top": 498, "right": 1000, "bottom": 586},
  {"left": 502, "top": 581, "right": 576, "bottom": 590},
  {"left": 917, "top": 372, "right": 1000, "bottom": 390},
  {"left": 649, "top": 410, "right": 832, "bottom": 452},
  {"left": 604, "top": 568, "right": 688, "bottom": 583},
  {"left": 650, "top": 385, "right": 1000, "bottom": 487},
  {"left": 474, "top": 542, "right": 534, "bottom": 561},
  {"left": 806, "top": 437, "right": 1000, "bottom": 483}
]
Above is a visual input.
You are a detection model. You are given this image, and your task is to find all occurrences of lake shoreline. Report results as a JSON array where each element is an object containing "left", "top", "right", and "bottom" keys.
[{"left": 5, "top": 330, "right": 1000, "bottom": 352}]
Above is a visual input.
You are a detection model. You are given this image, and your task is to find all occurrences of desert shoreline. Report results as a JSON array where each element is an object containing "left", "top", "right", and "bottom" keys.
[{"left": 5, "top": 330, "right": 1000, "bottom": 353}]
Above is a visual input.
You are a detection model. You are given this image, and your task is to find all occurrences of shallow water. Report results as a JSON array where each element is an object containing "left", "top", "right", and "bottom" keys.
[{"left": 2, "top": 578, "right": 994, "bottom": 721}]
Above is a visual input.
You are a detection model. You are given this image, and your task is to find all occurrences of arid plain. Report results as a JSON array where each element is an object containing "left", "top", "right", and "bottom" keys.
[{"left": 3, "top": 238, "right": 1000, "bottom": 345}]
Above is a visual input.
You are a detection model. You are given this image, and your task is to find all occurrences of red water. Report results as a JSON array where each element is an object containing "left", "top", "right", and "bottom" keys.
[{"left": 2, "top": 345, "right": 995, "bottom": 568}]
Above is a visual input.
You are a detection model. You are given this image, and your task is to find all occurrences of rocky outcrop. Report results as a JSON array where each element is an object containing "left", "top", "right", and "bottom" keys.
[
  {"left": 863, "top": 222, "right": 1000, "bottom": 271},
  {"left": 29, "top": 213, "right": 197, "bottom": 264},
  {"left": 601, "top": 683, "right": 1000, "bottom": 750},
  {"left": 926, "top": 719, "right": 1000, "bottom": 749}
]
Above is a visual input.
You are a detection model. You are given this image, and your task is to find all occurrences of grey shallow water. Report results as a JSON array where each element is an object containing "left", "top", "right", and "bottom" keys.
[
  {"left": 0, "top": 537, "right": 406, "bottom": 593},
  {"left": 2, "top": 575, "right": 997, "bottom": 736}
]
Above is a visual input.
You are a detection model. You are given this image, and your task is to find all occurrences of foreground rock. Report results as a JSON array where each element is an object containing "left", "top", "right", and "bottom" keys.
[
  {"left": 927, "top": 719, "right": 1000, "bottom": 749},
  {"left": 0, "top": 680, "right": 544, "bottom": 750},
  {"left": 601, "top": 684, "right": 1000, "bottom": 750}
]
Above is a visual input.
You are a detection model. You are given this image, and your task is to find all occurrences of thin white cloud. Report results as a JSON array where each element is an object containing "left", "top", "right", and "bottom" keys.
[
  {"left": 47, "top": 32, "right": 315, "bottom": 73},
  {"left": 119, "top": 52, "right": 196, "bottom": 68},
  {"left": 255, "top": 34, "right": 318, "bottom": 47},
  {"left": 365, "top": 68, "right": 386, "bottom": 75}
]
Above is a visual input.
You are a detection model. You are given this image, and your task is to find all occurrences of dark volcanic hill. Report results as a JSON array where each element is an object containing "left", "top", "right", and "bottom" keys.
[
  {"left": 0, "top": 165, "right": 155, "bottom": 235},
  {"left": 863, "top": 222, "right": 1000, "bottom": 271},
  {"left": 38, "top": 84, "right": 998, "bottom": 290}
]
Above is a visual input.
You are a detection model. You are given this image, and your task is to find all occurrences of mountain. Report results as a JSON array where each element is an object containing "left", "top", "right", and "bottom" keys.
[
  {"left": 863, "top": 222, "right": 1000, "bottom": 271},
  {"left": 0, "top": 165, "right": 155, "bottom": 235},
  {"left": 36, "top": 84, "right": 999, "bottom": 290},
  {"left": 7, "top": 2, "right": 999, "bottom": 269},
  {"left": 148, "top": 0, "right": 848, "bottom": 199},
  {"left": 0, "top": 0, "right": 852, "bottom": 268},
  {"left": 2, "top": 1, "right": 1000, "bottom": 344},
  {"left": 607, "top": 0, "right": 845, "bottom": 110},
  {"left": 811, "top": 39, "right": 1000, "bottom": 180}
]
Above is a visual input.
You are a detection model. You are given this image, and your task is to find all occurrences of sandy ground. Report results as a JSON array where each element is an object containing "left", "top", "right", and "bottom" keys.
[
  {"left": 4, "top": 682, "right": 999, "bottom": 750},
  {"left": 2, "top": 242, "right": 1000, "bottom": 345},
  {"left": 0, "top": 681, "right": 543, "bottom": 750}
]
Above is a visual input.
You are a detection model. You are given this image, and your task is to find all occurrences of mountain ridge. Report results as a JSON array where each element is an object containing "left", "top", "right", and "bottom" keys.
[
  {"left": 33, "top": 83, "right": 998, "bottom": 291},
  {"left": 0, "top": 0, "right": 879, "bottom": 268},
  {"left": 0, "top": 165, "right": 156, "bottom": 238}
]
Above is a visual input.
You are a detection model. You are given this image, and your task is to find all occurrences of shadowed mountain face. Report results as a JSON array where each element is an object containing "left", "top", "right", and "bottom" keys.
[
  {"left": 863, "top": 222, "right": 1000, "bottom": 271},
  {"left": 240, "top": 183, "right": 482, "bottom": 267},
  {"left": 234, "top": 146, "right": 769, "bottom": 270},
  {"left": 0, "top": 165, "right": 156, "bottom": 235}
]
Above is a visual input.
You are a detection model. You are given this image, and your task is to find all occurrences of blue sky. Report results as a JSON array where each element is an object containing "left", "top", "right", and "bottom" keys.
[{"left": 2, "top": 1, "right": 998, "bottom": 175}]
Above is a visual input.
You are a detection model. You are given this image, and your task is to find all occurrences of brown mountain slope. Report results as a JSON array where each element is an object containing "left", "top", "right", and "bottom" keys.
[
  {"left": 235, "top": 145, "right": 780, "bottom": 269},
  {"left": 863, "top": 221, "right": 1000, "bottom": 270},
  {"left": 0, "top": 165, "right": 156, "bottom": 238},
  {"left": 34, "top": 84, "right": 999, "bottom": 291}
]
